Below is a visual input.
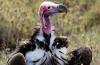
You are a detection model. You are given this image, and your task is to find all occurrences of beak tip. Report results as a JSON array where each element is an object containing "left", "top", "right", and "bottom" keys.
[{"left": 58, "top": 4, "right": 68, "bottom": 13}]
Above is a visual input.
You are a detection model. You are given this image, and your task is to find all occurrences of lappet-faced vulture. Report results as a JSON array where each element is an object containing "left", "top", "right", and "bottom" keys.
[
  {"left": 7, "top": 1, "right": 68, "bottom": 65},
  {"left": 7, "top": 1, "right": 92, "bottom": 65}
]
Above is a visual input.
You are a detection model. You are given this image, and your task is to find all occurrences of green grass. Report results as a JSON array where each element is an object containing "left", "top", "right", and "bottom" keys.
[{"left": 0, "top": 51, "right": 8, "bottom": 65}]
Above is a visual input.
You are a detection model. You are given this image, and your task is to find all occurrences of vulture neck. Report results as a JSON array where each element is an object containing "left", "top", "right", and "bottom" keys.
[{"left": 40, "top": 15, "right": 51, "bottom": 35}]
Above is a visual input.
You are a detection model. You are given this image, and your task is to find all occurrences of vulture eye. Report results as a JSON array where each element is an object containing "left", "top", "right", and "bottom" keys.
[{"left": 48, "top": 6, "right": 51, "bottom": 9}]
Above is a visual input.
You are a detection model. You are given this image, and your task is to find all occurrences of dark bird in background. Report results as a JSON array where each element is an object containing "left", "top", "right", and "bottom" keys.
[
  {"left": 7, "top": 1, "right": 92, "bottom": 65},
  {"left": 67, "top": 47, "right": 92, "bottom": 65}
]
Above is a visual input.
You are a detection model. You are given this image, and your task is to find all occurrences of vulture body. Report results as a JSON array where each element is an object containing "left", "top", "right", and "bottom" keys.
[
  {"left": 7, "top": 1, "right": 92, "bottom": 65},
  {"left": 7, "top": 32, "right": 69, "bottom": 65},
  {"left": 7, "top": 1, "right": 68, "bottom": 65}
]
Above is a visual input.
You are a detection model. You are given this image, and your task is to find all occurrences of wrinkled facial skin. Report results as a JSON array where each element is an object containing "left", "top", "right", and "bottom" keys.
[
  {"left": 39, "top": 1, "right": 67, "bottom": 17},
  {"left": 38, "top": 1, "right": 67, "bottom": 35},
  {"left": 44, "top": 4, "right": 67, "bottom": 17}
]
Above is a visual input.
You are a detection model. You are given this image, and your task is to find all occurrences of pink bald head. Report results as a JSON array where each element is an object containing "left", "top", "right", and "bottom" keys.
[{"left": 38, "top": 1, "right": 67, "bottom": 35}]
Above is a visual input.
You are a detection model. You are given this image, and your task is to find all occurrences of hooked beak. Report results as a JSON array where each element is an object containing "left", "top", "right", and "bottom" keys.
[
  {"left": 57, "top": 4, "right": 67, "bottom": 13},
  {"left": 43, "top": 4, "right": 68, "bottom": 17}
]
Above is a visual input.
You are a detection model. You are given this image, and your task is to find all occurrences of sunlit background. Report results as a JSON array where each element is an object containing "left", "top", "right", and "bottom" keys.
[{"left": 0, "top": 0, "right": 100, "bottom": 65}]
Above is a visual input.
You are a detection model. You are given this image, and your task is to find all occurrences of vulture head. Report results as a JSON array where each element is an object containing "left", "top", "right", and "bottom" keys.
[{"left": 38, "top": 1, "right": 67, "bottom": 35}]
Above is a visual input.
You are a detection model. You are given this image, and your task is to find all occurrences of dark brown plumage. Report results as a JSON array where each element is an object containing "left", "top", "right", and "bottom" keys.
[
  {"left": 7, "top": 35, "right": 92, "bottom": 65},
  {"left": 67, "top": 47, "right": 92, "bottom": 65},
  {"left": 54, "top": 36, "right": 68, "bottom": 49},
  {"left": 51, "top": 36, "right": 92, "bottom": 65},
  {"left": 7, "top": 36, "right": 68, "bottom": 65},
  {"left": 7, "top": 53, "right": 25, "bottom": 65}
]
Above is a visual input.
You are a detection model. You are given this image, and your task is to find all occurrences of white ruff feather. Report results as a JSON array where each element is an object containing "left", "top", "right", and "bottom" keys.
[
  {"left": 53, "top": 47, "right": 68, "bottom": 65},
  {"left": 54, "top": 47, "right": 67, "bottom": 56},
  {"left": 49, "top": 30, "right": 56, "bottom": 50},
  {"left": 36, "top": 29, "right": 45, "bottom": 41},
  {"left": 25, "top": 49, "right": 46, "bottom": 65},
  {"left": 25, "top": 28, "right": 56, "bottom": 65}
]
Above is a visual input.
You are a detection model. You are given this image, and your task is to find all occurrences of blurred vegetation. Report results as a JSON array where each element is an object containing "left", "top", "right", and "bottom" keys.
[{"left": 0, "top": 0, "right": 100, "bottom": 65}]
